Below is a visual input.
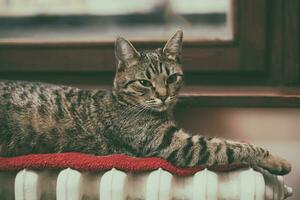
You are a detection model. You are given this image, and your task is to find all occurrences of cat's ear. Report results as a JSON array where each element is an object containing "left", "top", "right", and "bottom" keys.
[
  {"left": 163, "top": 30, "right": 183, "bottom": 62},
  {"left": 115, "top": 37, "right": 140, "bottom": 68}
]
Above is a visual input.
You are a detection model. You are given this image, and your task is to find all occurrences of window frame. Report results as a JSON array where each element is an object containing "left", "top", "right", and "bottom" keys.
[{"left": 0, "top": 0, "right": 299, "bottom": 87}]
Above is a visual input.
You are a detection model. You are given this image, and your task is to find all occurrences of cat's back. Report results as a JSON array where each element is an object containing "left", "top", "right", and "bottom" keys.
[
  {"left": 0, "top": 80, "right": 111, "bottom": 139},
  {"left": 0, "top": 80, "right": 111, "bottom": 119},
  {"left": 0, "top": 80, "right": 69, "bottom": 107},
  {"left": 0, "top": 81, "right": 112, "bottom": 156}
]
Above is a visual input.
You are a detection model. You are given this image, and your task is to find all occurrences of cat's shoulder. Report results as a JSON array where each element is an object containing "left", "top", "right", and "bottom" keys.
[
  {"left": 0, "top": 80, "right": 111, "bottom": 97},
  {"left": 0, "top": 80, "right": 60, "bottom": 89},
  {"left": 1, "top": 80, "right": 76, "bottom": 90}
]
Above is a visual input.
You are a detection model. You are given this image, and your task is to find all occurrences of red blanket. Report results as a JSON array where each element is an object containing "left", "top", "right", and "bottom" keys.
[{"left": 0, "top": 153, "right": 247, "bottom": 176}]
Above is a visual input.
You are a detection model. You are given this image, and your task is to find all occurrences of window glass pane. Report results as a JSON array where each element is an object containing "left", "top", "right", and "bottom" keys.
[{"left": 0, "top": 0, "right": 233, "bottom": 41}]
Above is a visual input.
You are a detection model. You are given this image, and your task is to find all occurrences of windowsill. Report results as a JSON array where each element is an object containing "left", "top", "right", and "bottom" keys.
[
  {"left": 181, "top": 86, "right": 300, "bottom": 97},
  {"left": 178, "top": 86, "right": 300, "bottom": 107}
]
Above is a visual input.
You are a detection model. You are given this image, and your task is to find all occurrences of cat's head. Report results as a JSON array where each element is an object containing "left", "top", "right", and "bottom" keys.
[{"left": 113, "top": 30, "right": 184, "bottom": 112}]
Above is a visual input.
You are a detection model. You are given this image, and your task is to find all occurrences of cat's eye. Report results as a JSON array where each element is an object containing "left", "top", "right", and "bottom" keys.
[
  {"left": 138, "top": 79, "right": 152, "bottom": 87},
  {"left": 166, "top": 74, "right": 178, "bottom": 84}
]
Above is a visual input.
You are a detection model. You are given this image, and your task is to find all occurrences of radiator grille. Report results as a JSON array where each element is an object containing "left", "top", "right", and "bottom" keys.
[{"left": 0, "top": 168, "right": 293, "bottom": 200}]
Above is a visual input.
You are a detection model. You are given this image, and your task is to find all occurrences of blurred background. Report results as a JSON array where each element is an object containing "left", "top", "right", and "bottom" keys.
[
  {"left": 0, "top": 0, "right": 232, "bottom": 41},
  {"left": 0, "top": 0, "right": 299, "bottom": 199}
]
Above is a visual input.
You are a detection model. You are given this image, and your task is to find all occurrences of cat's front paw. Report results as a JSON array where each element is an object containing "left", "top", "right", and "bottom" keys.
[{"left": 258, "top": 154, "right": 291, "bottom": 175}]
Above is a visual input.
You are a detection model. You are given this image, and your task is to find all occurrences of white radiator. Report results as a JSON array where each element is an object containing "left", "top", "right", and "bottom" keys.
[{"left": 0, "top": 168, "right": 293, "bottom": 200}]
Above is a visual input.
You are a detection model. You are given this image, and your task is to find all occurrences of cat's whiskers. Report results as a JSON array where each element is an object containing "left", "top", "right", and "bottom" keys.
[
  {"left": 165, "top": 95, "right": 176, "bottom": 104},
  {"left": 145, "top": 99, "right": 157, "bottom": 103},
  {"left": 122, "top": 105, "right": 149, "bottom": 131},
  {"left": 119, "top": 104, "right": 148, "bottom": 129},
  {"left": 119, "top": 105, "right": 141, "bottom": 128}
]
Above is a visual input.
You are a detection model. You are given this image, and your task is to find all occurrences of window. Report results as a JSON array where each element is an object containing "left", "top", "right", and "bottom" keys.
[{"left": 0, "top": 0, "right": 233, "bottom": 41}]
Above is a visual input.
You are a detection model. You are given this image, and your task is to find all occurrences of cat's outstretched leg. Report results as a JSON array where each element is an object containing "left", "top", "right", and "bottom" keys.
[{"left": 143, "top": 125, "right": 291, "bottom": 175}]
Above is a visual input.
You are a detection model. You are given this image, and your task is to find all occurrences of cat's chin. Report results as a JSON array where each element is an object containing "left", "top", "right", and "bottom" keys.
[{"left": 148, "top": 104, "right": 169, "bottom": 112}]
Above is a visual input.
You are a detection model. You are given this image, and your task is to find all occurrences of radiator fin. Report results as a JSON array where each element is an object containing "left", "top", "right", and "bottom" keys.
[{"left": 0, "top": 168, "right": 293, "bottom": 200}]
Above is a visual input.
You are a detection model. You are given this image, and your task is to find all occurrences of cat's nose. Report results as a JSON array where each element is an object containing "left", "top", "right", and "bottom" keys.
[
  {"left": 156, "top": 88, "right": 168, "bottom": 102},
  {"left": 159, "top": 95, "right": 168, "bottom": 102}
]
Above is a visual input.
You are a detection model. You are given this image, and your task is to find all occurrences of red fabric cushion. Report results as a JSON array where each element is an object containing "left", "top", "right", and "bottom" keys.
[{"left": 0, "top": 153, "right": 247, "bottom": 176}]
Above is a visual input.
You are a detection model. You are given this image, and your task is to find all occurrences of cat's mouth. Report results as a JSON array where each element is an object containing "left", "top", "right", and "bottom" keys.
[
  {"left": 151, "top": 103, "right": 168, "bottom": 111},
  {"left": 144, "top": 97, "right": 176, "bottom": 111},
  {"left": 144, "top": 101, "right": 169, "bottom": 112}
]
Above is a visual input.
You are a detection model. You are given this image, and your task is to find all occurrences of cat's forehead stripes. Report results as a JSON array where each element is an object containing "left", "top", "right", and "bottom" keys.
[
  {"left": 143, "top": 51, "right": 170, "bottom": 79},
  {"left": 164, "top": 65, "right": 170, "bottom": 75}
]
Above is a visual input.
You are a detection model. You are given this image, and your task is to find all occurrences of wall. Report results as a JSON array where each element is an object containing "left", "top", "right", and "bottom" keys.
[{"left": 174, "top": 106, "right": 300, "bottom": 200}]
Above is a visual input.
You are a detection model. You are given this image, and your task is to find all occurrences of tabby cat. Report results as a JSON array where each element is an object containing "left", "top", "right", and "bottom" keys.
[{"left": 0, "top": 31, "right": 291, "bottom": 175}]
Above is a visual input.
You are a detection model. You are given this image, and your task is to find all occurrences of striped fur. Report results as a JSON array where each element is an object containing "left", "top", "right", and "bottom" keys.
[{"left": 0, "top": 31, "right": 291, "bottom": 175}]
